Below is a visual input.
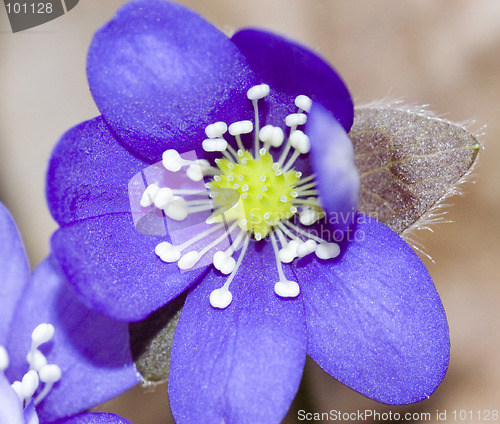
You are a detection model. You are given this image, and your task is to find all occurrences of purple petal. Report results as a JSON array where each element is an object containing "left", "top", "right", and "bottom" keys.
[
  {"left": 51, "top": 213, "right": 207, "bottom": 321},
  {"left": 169, "top": 241, "right": 306, "bottom": 423},
  {"left": 295, "top": 214, "right": 449, "bottom": 404},
  {"left": 0, "top": 203, "right": 29, "bottom": 344},
  {"left": 47, "top": 117, "right": 149, "bottom": 226},
  {"left": 232, "top": 28, "right": 353, "bottom": 132},
  {"left": 52, "top": 412, "right": 133, "bottom": 424},
  {"left": 307, "top": 104, "right": 360, "bottom": 233},
  {"left": 87, "top": 0, "right": 257, "bottom": 163},
  {"left": 0, "top": 373, "right": 24, "bottom": 424},
  {"left": 5, "top": 258, "right": 139, "bottom": 422}
]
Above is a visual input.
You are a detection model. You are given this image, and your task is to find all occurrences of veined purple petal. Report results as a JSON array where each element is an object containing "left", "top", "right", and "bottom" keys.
[
  {"left": 294, "top": 214, "right": 449, "bottom": 404},
  {"left": 169, "top": 241, "right": 306, "bottom": 424},
  {"left": 87, "top": 0, "right": 257, "bottom": 163},
  {"left": 5, "top": 258, "right": 139, "bottom": 422},
  {"left": 51, "top": 213, "right": 208, "bottom": 321},
  {"left": 0, "top": 373, "right": 24, "bottom": 424},
  {"left": 47, "top": 117, "right": 149, "bottom": 226},
  {"left": 52, "top": 412, "right": 133, "bottom": 424},
  {"left": 232, "top": 28, "right": 353, "bottom": 132},
  {"left": 0, "top": 203, "right": 29, "bottom": 345},
  {"left": 307, "top": 104, "right": 359, "bottom": 234}
]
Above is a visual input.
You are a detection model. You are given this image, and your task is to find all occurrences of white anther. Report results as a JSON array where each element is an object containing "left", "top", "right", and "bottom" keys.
[
  {"left": 299, "top": 208, "right": 319, "bottom": 226},
  {"left": 153, "top": 187, "right": 174, "bottom": 209},
  {"left": 0, "top": 346, "right": 9, "bottom": 371},
  {"left": 213, "top": 251, "right": 236, "bottom": 275},
  {"left": 296, "top": 239, "right": 318, "bottom": 257},
  {"left": 274, "top": 280, "right": 300, "bottom": 298},
  {"left": 316, "top": 242, "right": 340, "bottom": 260},
  {"left": 187, "top": 164, "right": 203, "bottom": 182},
  {"left": 289, "top": 130, "right": 310, "bottom": 154},
  {"left": 178, "top": 251, "right": 200, "bottom": 270},
  {"left": 285, "top": 113, "right": 307, "bottom": 127},
  {"left": 277, "top": 239, "right": 300, "bottom": 263},
  {"left": 295, "top": 95, "right": 312, "bottom": 112},
  {"left": 229, "top": 120, "right": 253, "bottom": 135},
  {"left": 164, "top": 197, "right": 188, "bottom": 221},
  {"left": 31, "top": 324, "right": 54, "bottom": 348},
  {"left": 259, "top": 125, "right": 274, "bottom": 143},
  {"left": 269, "top": 126, "right": 285, "bottom": 147},
  {"left": 11, "top": 381, "right": 23, "bottom": 401},
  {"left": 205, "top": 121, "right": 228, "bottom": 138},
  {"left": 210, "top": 288, "right": 233, "bottom": 309},
  {"left": 155, "top": 242, "right": 182, "bottom": 263},
  {"left": 162, "top": 149, "right": 183, "bottom": 172},
  {"left": 38, "top": 364, "right": 62, "bottom": 384},
  {"left": 21, "top": 370, "right": 39, "bottom": 399},
  {"left": 202, "top": 138, "right": 228, "bottom": 152},
  {"left": 140, "top": 183, "right": 160, "bottom": 207},
  {"left": 27, "top": 349, "right": 47, "bottom": 371},
  {"left": 247, "top": 83, "right": 270, "bottom": 100}
]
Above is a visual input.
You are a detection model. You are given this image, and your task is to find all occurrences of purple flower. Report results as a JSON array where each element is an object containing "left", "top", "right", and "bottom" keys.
[
  {"left": 0, "top": 202, "right": 139, "bottom": 423},
  {"left": 46, "top": 0, "right": 450, "bottom": 422}
]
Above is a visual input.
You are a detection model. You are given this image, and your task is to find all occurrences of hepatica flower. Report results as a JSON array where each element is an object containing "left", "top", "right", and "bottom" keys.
[
  {"left": 0, "top": 202, "right": 138, "bottom": 423},
  {"left": 45, "top": 0, "right": 480, "bottom": 422}
]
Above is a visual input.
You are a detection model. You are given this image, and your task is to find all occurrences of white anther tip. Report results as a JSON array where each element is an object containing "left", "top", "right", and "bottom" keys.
[
  {"left": 229, "top": 120, "right": 254, "bottom": 136},
  {"left": 39, "top": 364, "right": 62, "bottom": 383},
  {"left": 205, "top": 121, "right": 228, "bottom": 138},
  {"left": 31, "top": 324, "right": 54, "bottom": 346},
  {"left": 21, "top": 370, "right": 39, "bottom": 398},
  {"left": 26, "top": 349, "right": 47, "bottom": 372},
  {"left": 162, "top": 149, "right": 183, "bottom": 172},
  {"left": 316, "top": 243, "right": 340, "bottom": 260},
  {"left": 285, "top": 113, "right": 307, "bottom": 127},
  {"left": 289, "top": 130, "right": 310, "bottom": 154},
  {"left": 140, "top": 183, "right": 160, "bottom": 207},
  {"left": 0, "top": 346, "right": 9, "bottom": 371},
  {"left": 210, "top": 288, "right": 233, "bottom": 309},
  {"left": 155, "top": 242, "right": 181, "bottom": 263},
  {"left": 213, "top": 251, "right": 236, "bottom": 275},
  {"left": 278, "top": 248, "right": 295, "bottom": 264},
  {"left": 295, "top": 95, "right": 312, "bottom": 112},
  {"left": 296, "top": 240, "right": 318, "bottom": 257},
  {"left": 164, "top": 198, "right": 188, "bottom": 221},
  {"left": 202, "top": 138, "right": 228, "bottom": 152},
  {"left": 153, "top": 187, "right": 174, "bottom": 209},
  {"left": 247, "top": 83, "right": 270, "bottom": 100},
  {"left": 274, "top": 280, "right": 300, "bottom": 298},
  {"left": 178, "top": 251, "right": 200, "bottom": 270},
  {"left": 187, "top": 164, "right": 203, "bottom": 182}
]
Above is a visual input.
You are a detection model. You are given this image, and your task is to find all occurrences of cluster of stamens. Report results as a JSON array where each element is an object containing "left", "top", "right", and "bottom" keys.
[
  {"left": 140, "top": 84, "right": 340, "bottom": 308},
  {"left": 0, "top": 323, "right": 62, "bottom": 409}
]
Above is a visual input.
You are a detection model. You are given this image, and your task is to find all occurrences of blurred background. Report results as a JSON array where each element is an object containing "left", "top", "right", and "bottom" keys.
[{"left": 1, "top": 0, "right": 499, "bottom": 422}]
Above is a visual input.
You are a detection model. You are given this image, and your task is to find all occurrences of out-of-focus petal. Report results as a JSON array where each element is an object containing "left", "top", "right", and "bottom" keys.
[
  {"left": 51, "top": 214, "right": 208, "bottom": 321},
  {"left": 232, "top": 28, "right": 353, "bottom": 132},
  {"left": 0, "top": 203, "right": 29, "bottom": 344},
  {"left": 307, "top": 104, "right": 359, "bottom": 234},
  {"left": 169, "top": 241, "right": 306, "bottom": 424},
  {"left": 294, "top": 214, "right": 449, "bottom": 404},
  {"left": 87, "top": 0, "right": 256, "bottom": 162},
  {"left": 0, "top": 373, "right": 24, "bottom": 424},
  {"left": 47, "top": 117, "right": 149, "bottom": 226},
  {"left": 5, "top": 258, "right": 140, "bottom": 422},
  {"left": 52, "top": 412, "right": 133, "bottom": 424}
]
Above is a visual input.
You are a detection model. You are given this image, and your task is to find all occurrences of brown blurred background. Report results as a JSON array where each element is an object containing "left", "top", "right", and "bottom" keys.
[{"left": 1, "top": 1, "right": 499, "bottom": 423}]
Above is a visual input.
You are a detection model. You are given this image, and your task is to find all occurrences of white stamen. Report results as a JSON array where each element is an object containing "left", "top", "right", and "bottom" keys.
[
  {"left": 153, "top": 187, "right": 174, "bottom": 209},
  {"left": 247, "top": 83, "right": 270, "bottom": 100},
  {"left": 164, "top": 197, "right": 188, "bottom": 221},
  {"left": 285, "top": 113, "right": 307, "bottom": 127},
  {"left": 205, "top": 121, "right": 228, "bottom": 139},
  {"left": 0, "top": 346, "right": 8, "bottom": 371},
  {"left": 228, "top": 120, "right": 254, "bottom": 136},
  {"left": 31, "top": 324, "right": 54, "bottom": 350},
  {"left": 20, "top": 370, "right": 39, "bottom": 400},
  {"left": 299, "top": 207, "right": 320, "bottom": 226},
  {"left": 34, "top": 364, "right": 62, "bottom": 406},
  {"left": 316, "top": 242, "right": 341, "bottom": 260},
  {"left": 296, "top": 239, "right": 318, "bottom": 257},
  {"left": 202, "top": 138, "right": 228, "bottom": 152},
  {"left": 178, "top": 251, "right": 201, "bottom": 270},
  {"left": 213, "top": 250, "right": 236, "bottom": 275},
  {"left": 210, "top": 235, "right": 251, "bottom": 309},
  {"left": 140, "top": 183, "right": 160, "bottom": 207},
  {"left": 162, "top": 149, "right": 184, "bottom": 172},
  {"left": 155, "top": 242, "right": 182, "bottom": 263},
  {"left": 295, "top": 95, "right": 312, "bottom": 112},
  {"left": 270, "top": 233, "right": 300, "bottom": 298},
  {"left": 289, "top": 130, "right": 310, "bottom": 154},
  {"left": 187, "top": 164, "right": 204, "bottom": 182},
  {"left": 11, "top": 381, "right": 23, "bottom": 402},
  {"left": 27, "top": 349, "right": 47, "bottom": 371},
  {"left": 278, "top": 239, "right": 300, "bottom": 263}
]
